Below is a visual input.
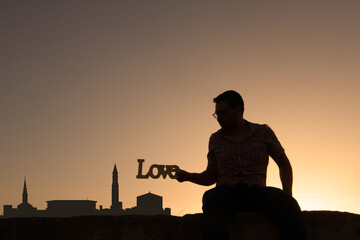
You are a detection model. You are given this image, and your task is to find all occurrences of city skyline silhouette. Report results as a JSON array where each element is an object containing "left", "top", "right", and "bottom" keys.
[{"left": 2, "top": 163, "right": 171, "bottom": 218}]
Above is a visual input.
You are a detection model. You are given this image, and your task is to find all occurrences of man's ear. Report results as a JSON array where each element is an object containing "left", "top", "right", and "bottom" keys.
[{"left": 234, "top": 105, "right": 242, "bottom": 114}]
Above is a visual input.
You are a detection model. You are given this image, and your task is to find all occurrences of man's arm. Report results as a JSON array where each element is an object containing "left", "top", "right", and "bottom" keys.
[
  {"left": 273, "top": 153, "right": 293, "bottom": 196},
  {"left": 176, "top": 134, "right": 217, "bottom": 186},
  {"left": 265, "top": 125, "right": 293, "bottom": 196},
  {"left": 175, "top": 168, "right": 216, "bottom": 186}
]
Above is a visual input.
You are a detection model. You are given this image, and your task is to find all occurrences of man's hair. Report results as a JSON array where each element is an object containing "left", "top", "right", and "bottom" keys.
[{"left": 213, "top": 90, "right": 244, "bottom": 115}]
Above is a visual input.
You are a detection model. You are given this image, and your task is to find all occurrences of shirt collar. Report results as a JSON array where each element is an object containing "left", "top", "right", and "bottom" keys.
[
  {"left": 218, "top": 119, "right": 258, "bottom": 142},
  {"left": 245, "top": 119, "right": 258, "bottom": 133}
]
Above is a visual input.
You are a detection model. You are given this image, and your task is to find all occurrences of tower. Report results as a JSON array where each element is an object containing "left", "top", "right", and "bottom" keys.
[
  {"left": 22, "top": 177, "right": 28, "bottom": 204},
  {"left": 111, "top": 164, "right": 119, "bottom": 208},
  {"left": 17, "top": 176, "right": 36, "bottom": 217},
  {"left": 110, "top": 164, "right": 123, "bottom": 212}
]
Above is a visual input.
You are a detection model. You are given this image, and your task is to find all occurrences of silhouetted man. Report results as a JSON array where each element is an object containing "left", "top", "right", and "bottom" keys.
[{"left": 176, "top": 90, "right": 307, "bottom": 240}]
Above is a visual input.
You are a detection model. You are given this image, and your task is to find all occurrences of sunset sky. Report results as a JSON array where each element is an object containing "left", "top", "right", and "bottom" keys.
[{"left": 1, "top": 1, "right": 359, "bottom": 216}]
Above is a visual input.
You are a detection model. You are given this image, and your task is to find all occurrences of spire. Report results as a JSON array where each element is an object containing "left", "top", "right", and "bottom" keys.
[
  {"left": 113, "top": 164, "right": 118, "bottom": 174},
  {"left": 22, "top": 176, "right": 28, "bottom": 204},
  {"left": 111, "top": 164, "right": 119, "bottom": 209}
]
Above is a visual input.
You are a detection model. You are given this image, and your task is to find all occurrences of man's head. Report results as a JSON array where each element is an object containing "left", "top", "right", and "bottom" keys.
[{"left": 213, "top": 90, "right": 244, "bottom": 129}]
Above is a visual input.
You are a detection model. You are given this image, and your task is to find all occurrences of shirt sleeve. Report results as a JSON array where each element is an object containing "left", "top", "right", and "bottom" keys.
[
  {"left": 206, "top": 134, "right": 217, "bottom": 174},
  {"left": 264, "top": 124, "right": 286, "bottom": 160}
]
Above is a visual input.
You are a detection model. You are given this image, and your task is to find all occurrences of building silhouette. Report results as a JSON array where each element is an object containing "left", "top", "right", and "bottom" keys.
[
  {"left": 123, "top": 192, "right": 171, "bottom": 215},
  {"left": 46, "top": 200, "right": 97, "bottom": 217},
  {"left": 3, "top": 177, "right": 38, "bottom": 217},
  {"left": 2, "top": 164, "right": 171, "bottom": 218},
  {"left": 110, "top": 164, "right": 123, "bottom": 213}
]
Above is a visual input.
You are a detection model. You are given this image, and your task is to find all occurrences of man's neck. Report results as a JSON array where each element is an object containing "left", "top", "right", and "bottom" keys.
[{"left": 222, "top": 118, "right": 250, "bottom": 139}]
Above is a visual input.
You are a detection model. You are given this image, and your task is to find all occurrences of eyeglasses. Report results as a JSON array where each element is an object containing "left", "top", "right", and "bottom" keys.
[{"left": 212, "top": 109, "right": 231, "bottom": 119}]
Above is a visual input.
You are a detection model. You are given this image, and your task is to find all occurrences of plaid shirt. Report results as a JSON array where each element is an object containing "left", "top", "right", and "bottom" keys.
[{"left": 207, "top": 119, "right": 285, "bottom": 187}]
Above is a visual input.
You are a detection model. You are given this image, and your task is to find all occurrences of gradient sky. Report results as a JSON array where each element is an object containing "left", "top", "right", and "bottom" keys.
[{"left": 1, "top": 0, "right": 359, "bottom": 216}]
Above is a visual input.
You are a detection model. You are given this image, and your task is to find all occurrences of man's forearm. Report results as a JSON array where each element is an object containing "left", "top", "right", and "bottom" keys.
[
  {"left": 187, "top": 171, "right": 216, "bottom": 186},
  {"left": 280, "top": 163, "right": 293, "bottom": 196}
]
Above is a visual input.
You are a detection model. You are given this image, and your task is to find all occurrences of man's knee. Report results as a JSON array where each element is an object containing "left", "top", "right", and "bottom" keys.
[
  {"left": 269, "top": 187, "right": 302, "bottom": 213},
  {"left": 285, "top": 195, "right": 301, "bottom": 212},
  {"left": 202, "top": 187, "right": 219, "bottom": 211},
  {"left": 202, "top": 186, "right": 232, "bottom": 212},
  {"left": 275, "top": 190, "right": 301, "bottom": 212}
]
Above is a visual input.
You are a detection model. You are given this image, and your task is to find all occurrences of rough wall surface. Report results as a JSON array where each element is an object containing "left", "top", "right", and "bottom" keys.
[{"left": 0, "top": 211, "right": 359, "bottom": 240}]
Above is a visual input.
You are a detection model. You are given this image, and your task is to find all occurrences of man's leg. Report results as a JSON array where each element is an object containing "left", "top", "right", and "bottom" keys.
[
  {"left": 202, "top": 185, "right": 240, "bottom": 240},
  {"left": 249, "top": 186, "right": 308, "bottom": 240}
]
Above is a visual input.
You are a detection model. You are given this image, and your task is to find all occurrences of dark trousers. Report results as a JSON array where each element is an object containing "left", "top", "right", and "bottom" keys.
[{"left": 202, "top": 184, "right": 308, "bottom": 240}]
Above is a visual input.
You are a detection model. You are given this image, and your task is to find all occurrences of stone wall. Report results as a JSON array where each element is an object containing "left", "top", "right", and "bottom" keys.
[{"left": 0, "top": 211, "right": 359, "bottom": 240}]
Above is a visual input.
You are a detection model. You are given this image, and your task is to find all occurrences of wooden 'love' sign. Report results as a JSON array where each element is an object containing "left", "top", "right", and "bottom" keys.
[{"left": 136, "top": 159, "right": 179, "bottom": 179}]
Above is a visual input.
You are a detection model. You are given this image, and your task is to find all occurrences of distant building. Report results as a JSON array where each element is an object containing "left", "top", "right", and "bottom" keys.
[
  {"left": 46, "top": 200, "right": 97, "bottom": 217},
  {"left": 123, "top": 192, "right": 171, "bottom": 215},
  {"left": 110, "top": 164, "right": 123, "bottom": 213},
  {"left": 3, "top": 178, "right": 38, "bottom": 217}
]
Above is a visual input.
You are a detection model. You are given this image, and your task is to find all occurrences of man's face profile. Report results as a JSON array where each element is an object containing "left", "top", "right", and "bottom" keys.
[{"left": 214, "top": 101, "right": 241, "bottom": 129}]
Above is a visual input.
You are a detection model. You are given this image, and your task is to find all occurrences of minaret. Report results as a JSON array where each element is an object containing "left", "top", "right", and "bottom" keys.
[
  {"left": 22, "top": 177, "right": 28, "bottom": 204},
  {"left": 111, "top": 164, "right": 119, "bottom": 209}
]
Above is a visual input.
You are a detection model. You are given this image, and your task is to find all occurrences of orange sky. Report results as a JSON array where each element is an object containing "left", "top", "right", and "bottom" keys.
[{"left": 1, "top": 1, "right": 359, "bottom": 216}]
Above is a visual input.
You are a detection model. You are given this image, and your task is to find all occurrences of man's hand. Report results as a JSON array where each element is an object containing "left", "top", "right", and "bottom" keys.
[
  {"left": 175, "top": 169, "right": 191, "bottom": 182},
  {"left": 284, "top": 188, "right": 293, "bottom": 196}
]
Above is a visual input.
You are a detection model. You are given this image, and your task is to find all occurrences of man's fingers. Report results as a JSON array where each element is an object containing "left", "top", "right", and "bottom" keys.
[{"left": 175, "top": 169, "right": 185, "bottom": 182}]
